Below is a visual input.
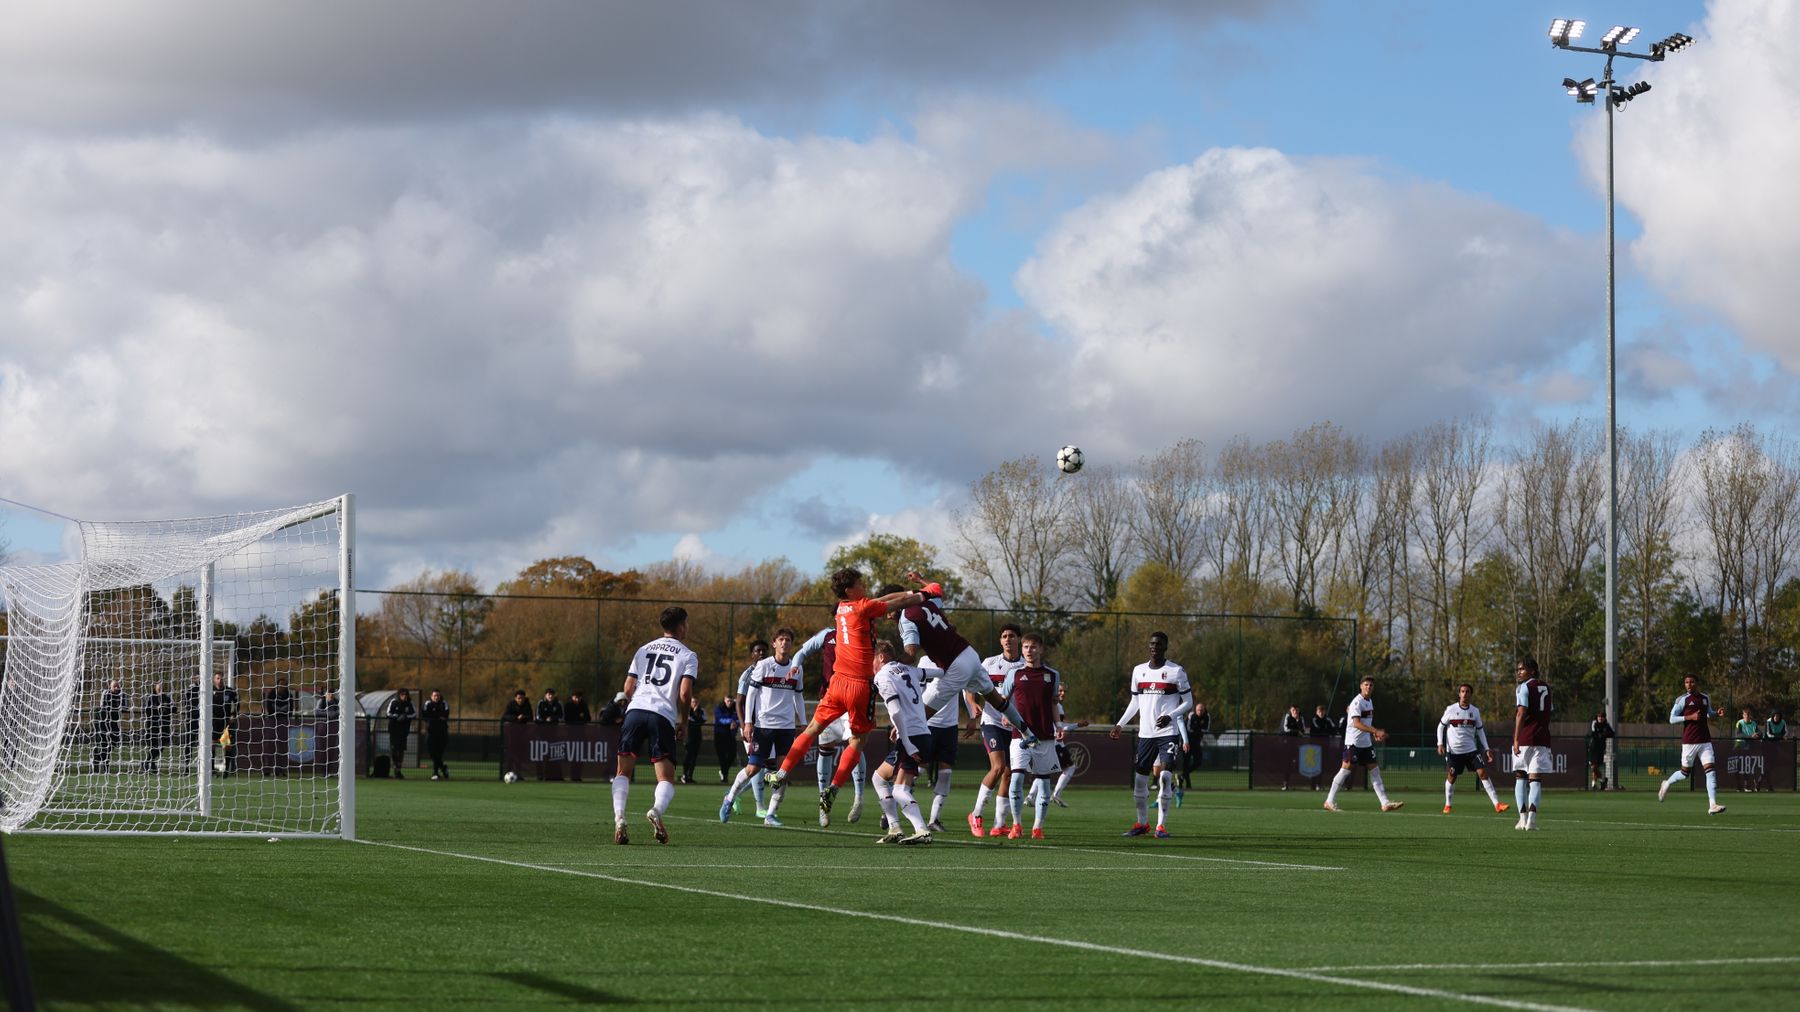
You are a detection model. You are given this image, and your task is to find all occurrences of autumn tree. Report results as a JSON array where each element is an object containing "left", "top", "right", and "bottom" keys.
[
  {"left": 955, "top": 456, "right": 1075, "bottom": 610},
  {"left": 1067, "top": 465, "right": 1137, "bottom": 612}
]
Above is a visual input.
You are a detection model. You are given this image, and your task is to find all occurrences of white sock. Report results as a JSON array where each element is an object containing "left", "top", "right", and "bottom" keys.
[
  {"left": 872, "top": 771, "right": 898, "bottom": 827},
  {"left": 1369, "top": 767, "right": 1391, "bottom": 806},
  {"left": 816, "top": 750, "right": 834, "bottom": 791},
  {"left": 1155, "top": 770, "right": 1172, "bottom": 826},
  {"left": 726, "top": 767, "right": 752, "bottom": 801},
  {"left": 995, "top": 786, "right": 1010, "bottom": 826},
  {"left": 973, "top": 783, "right": 993, "bottom": 820},
  {"left": 851, "top": 755, "right": 866, "bottom": 798},
  {"left": 1705, "top": 769, "right": 1718, "bottom": 805},
  {"left": 1664, "top": 768, "right": 1688, "bottom": 788},
  {"left": 1053, "top": 768, "right": 1075, "bottom": 798},
  {"left": 611, "top": 775, "right": 630, "bottom": 824},
  {"left": 893, "top": 782, "right": 927, "bottom": 833},
  {"left": 750, "top": 769, "right": 767, "bottom": 808},
  {"left": 1025, "top": 779, "right": 1042, "bottom": 804},
  {"left": 929, "top": 769, "right": 952, "bottom": 823},
  {"left": 652, "top": 780, "right": 674, "bottom": 817},
  {"left": 1481, "top": 776, "right": 1500, "bottom": 805},
  {"left": 1444, "top": 780, "right": 1455, "bottom": 807},
  {"left": 1008, "top": 771, "right": 1027, "bottom": 826},
  {"left": 1133, "top": 773, "right": 1150, "bottom": 824},
  {"left": 1326, "top": 768, "right": 1350, "bottom": 805},
  {"left": 1527, "top": 780, "right": 1542, "bottom": 814},
  {"left": 1034, "top": 780, "right": 1049, "bottom": 829}
]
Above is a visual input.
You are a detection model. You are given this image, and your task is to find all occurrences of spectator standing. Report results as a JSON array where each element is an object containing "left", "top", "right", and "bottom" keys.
[
  {"left": 536, "top": 689, "right": 564, "bottom": 724},
  {"left": 211, "top": 674, "right": 239, "bottom": 776},
  {"left": 681, "top": 698, "right": 706, "bottom": 784},
  {"left": 1584, "top": 712, "right": 1615, "bottom": 790},
  {"left": 1309, "top": 704, "right": 1334, "bottom": 738},
  {"left": 182, "top": 675, "right": 202, "bottom": 765},
  {"left": 1734, "top": 708, "right": 1761, "bottom": 746},
  {"left": 1178, "top": 702, "right": 1211, "bottom": 794},
  {"left": 387, "top": 688, "right": 416, "bottom": 778},
  {"left": 564, "top": 691, "right": 592, "bottom": 725},
  {"left": 422, "top": 689, "right": 451, "bottom": 780},
  {"left": 713, "top": 697, "right": 741, "bottom": 783},
  {"left": 263, "top": 680, "right": 295, "bottom": 722},
  {"left": 315, "top": 684, "right": 341, "bottom": 724},
  {"left": 1766, "top": 711, "right": 1788, "bottom": 741},
  {"left": 141, "top": 681, "right": 173, "bottom": 774},
  {"left": 597, "top": 692, "right": 627, "bottom": 725},
  {"left": 1281, "top": 705, "right": 1304, "bottom": 736},
  {"left": 92, "top": 679, "right": 126, "bottom": 773},
  {"left": 502, "top": 690, "right": 532, "bottom": 725}
]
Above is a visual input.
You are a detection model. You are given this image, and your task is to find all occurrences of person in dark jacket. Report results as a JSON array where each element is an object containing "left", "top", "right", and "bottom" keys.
[
  {"left": 1585, "top": 712, "right": 1616, "bottom": 790},
  {"left": 535, "top": 689, "right": 564, "bottom": 724},
  {"left": 681, "top": 698, "right": 706, "bottom": 784},
  {"left": 422, "top": 689, "right": 451, "bottom": 780},
  {"left": 713, "top": 697, "right": 741, "bottom": 783},
  {"left": 1281, "top": 705, "right": 1304, "bottom": 736},
  {"left": 211, "top": 673, "right": 239, "bottom": 776},
  {"left": 597, "top": 692, "right": 627, "bottom": 725},
  {"left": 502, "top": 690, "right": 532, "bottom": 724},
  {"left": 93, "top": 679, "right": 126, "bottom": 773},
  {"left": 387, "top": 689, "right": 416, "bottom": 778},
  {"left": 1178, "top": 702, "right": 1211, "bottom": 791},
  {"left": 141, "top": 681, "right": 173, "bottom": 773},
  {"left": 182, "top": 674, "right": 202, "bottom": 764},
  {"left": 564, "top": 691, "right": 592, "bottom": 725},
  {"left": 1309, "top": 704, "right": 1334, "bottom": 738}
]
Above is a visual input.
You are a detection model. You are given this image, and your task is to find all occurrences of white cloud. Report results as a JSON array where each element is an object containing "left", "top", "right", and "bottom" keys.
[
  {"left": 1016, "top": 147, "right": 1601, "bottom": 456},
  {"left": 1591, "top": 0, "right": 1800, "bottom": 378}
]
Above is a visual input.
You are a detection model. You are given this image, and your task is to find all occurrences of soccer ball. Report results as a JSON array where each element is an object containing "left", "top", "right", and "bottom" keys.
[
  {"left": 1056, "top": 445, "right": 1084, "bottom": 474},
  {"left": 503, "top": 771, "right": 519, "bottom": 784}
]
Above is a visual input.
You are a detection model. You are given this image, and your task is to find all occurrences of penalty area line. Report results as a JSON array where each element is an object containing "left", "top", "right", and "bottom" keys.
[
  {"left": 358, "top": 838, "right": 1582, "bottom": 1012},
  {"left": 1296, "top": 955, "right": 1800, "bottom": 973}
]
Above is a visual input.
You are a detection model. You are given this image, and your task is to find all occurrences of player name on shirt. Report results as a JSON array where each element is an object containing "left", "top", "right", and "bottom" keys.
[{"left": 626, "top": 636, "right": 699, "bottom": 723}]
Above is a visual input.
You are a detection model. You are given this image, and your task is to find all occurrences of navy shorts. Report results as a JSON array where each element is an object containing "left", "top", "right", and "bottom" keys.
[
  {"left": 980, "top": 724, "right": 1012, "bottom": 757},
  {"left": 1133, "top": 736, "right": 1182, "bottom": 775},
  {"left": 925, "top": 725, "right": 959, "bottom": 768},
  {"left": 1342, "top": 744, "right": 1378, "bottom": 767},
  {"left": 619, "top": 710, "right": 676, "bottom": 762},
  {"left": 1055, "top": 742, "right": 1072, "bottom": 768},
  {"left": 884, "top": 734, "right": 934, "bottom": 775},
  {"left": 747, "top": 727, "right": 798, "bottom": 767},
  {"left": 1445, "top": 750, "right": 1486, "bottom": 776}
]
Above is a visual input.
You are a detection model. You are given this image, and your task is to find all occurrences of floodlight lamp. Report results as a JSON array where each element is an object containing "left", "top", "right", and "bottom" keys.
[
  {"left": 1569, "top": 20, "right": 1586, "bottom": 40},
  {"left": 1600, "top": 25, "right": 1637, "bottom": 47},
  {"left": 1566, "top": 77, "right": 1597, "bottom": 103},
  {"left": 1619, "top": 27, "right": 1640, "bottom": 45},
  {"left": 1549, "top": 17, "right": 1586, "bottom": 45},
  {"left": 1651, "top": 32, "right": 1694, "bottom": 57}
]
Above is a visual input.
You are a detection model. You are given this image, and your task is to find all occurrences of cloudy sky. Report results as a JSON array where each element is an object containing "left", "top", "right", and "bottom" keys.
[{"left": 2, "top": 0, "right": 1794, "bottom": 589}]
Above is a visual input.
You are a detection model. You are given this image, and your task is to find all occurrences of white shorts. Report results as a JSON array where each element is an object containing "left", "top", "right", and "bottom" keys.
[
  {"left": 920, "top": 646, "right": 986, "bottom": 712},
  {"left": 1009, "top": 738, "right": 1061, "bottom": 777},
  {"left": 1680, "top": 743, "right": 1717, "bottom": 769},
  {"left": 817, "top": 714, "right": 852, "bottom": 748},
  {"left": 1513, "top": 745, "right": 1553, "bottom": 776}
]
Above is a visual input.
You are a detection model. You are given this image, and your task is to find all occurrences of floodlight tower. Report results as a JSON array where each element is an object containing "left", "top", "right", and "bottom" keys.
[{"left": 1549, "top": 19, "right": 1693, "bottom": 789}]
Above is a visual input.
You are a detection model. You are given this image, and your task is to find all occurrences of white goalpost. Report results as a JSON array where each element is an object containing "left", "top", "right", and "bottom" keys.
[{"left": 0, "top": 495, "right": 355, "bottom": 838}]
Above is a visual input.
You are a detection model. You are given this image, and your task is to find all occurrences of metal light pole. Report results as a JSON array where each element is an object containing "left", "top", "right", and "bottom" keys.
[{"left": 1549, "top": 20, "right": 1692, "bottom": 789}]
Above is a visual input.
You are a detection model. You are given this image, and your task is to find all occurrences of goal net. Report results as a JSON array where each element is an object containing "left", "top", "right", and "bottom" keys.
[{"left": 0, "top": 496, "right": 354, "bottom": 837}]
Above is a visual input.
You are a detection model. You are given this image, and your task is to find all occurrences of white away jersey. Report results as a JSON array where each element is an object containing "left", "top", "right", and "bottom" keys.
[
  {"left": 874, "top": 662, "right": 930, "bottom": 741},
  {"left": 744, "top": 656, "right": 805, "bottom": 729},
  {"left": 918, "top": 656, "right": 961, "bottom": 730},
  {"left": 1344, "top": 695, "right": 1375, "bottom": 748},
  {"left": 626, "top": 636, "right": 698, "bottom": 723},
  {"left": 1437, "top": 703, "right": 1489, "bottom": 754},
  {"left": 978, "top": 652, "right": 1028, "bottom": 726},
  {"left": 1125, "top": 661, "right": 1191, "bottom": 740}
]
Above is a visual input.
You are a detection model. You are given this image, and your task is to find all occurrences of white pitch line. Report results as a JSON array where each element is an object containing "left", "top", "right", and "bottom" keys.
[
  {"left": 670, "top": 814, "right": 1345, "bottom": 871},
  {"left": 357, "top": 838, "right": 1585, "bottom": 1012},
  {"left": 1296, "top": 955, "right": 1800, "bottom": 974},
  {"left": 560, "top": 862, "right": 1190, "bottom": 872},
  {"left": 1203, "top": 804, "right": 1800, "bottom": 834}
]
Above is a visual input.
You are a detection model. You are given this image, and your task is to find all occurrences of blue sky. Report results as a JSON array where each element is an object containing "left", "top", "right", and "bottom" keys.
[{"left": 3, "top": 0, "right": 1793, "bottom": 591}]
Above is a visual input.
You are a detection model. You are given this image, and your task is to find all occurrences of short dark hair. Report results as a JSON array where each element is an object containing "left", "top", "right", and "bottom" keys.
[
  {"left": 773, "top": 626, "right": 796, "bottom": 641},
  {"left": 543, "top": 687, "right": 557, "bottom": 695},
  {"left": 514, "top": 688, "right": 526, "bottom": 697},
  {"left": 1360, "top": 676, "right": 1374, "bottom": 686},
  {"left": 873, "top": 638, "right": 898, "bottom": 660},
  {"left": 1021, "top": 631, "right": 1044, "bottom": 646},
  {"left": 1458, "top": 682, "right": 1473, "bottom": 694},
  {"left": 830, "top": 567, "right": 862, "bottom": 599},
  {"left": 1517, "top": 656, "right": 1539, "bottom": 675},
  {"left": 748, "top": 639, "right": 770, "bottom": 655},
  {"left": 876, "top": 583, "right": 906, "bottom": 597},
  {"left": 1149, "top": 631, "right": 1169, "bottom": 645},
  {"left": 659, "top": 606, "right": 688, "bottom": 633},
  {"left": 999, "top": 623, "right": 1022, "bottom": 636}
]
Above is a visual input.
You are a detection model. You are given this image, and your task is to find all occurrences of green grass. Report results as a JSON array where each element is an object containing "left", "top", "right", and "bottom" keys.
[{"left": 9, "top": 770, "right": 1799, "bottom": 1009}]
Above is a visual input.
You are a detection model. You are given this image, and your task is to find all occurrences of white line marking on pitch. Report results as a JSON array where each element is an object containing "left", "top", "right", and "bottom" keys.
[
  {"left": 669, "top": 814, "right": 1345, "bottom": 871},
  {"left": 1204, "top": 805, "right": 1800, "bottom": 834},
  {"left": 358, "top": 839, "right": 1585, "bottom": 1012},
  {"left": 1296, "top": 955, "right": 1800, "bottom": 973},
  {"left": 560, "top": 862, "right": 1185, "bottom": 872}
]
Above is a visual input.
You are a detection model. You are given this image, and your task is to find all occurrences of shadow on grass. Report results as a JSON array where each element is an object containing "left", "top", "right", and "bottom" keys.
[
  {"left": 486, "top": 970, "right": 630, "bottom": 1004},
  {"left": 19, "top": 888, "right": 300, "bottom": 1010}
]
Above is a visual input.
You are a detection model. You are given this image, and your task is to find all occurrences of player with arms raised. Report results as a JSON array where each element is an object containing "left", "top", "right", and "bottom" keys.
[
  {"left": 1110, "top": 631, "right": 1193, "bottom": 838},
  {"left": 764, "top": 568, "right": 926, "bottom": 823},
  {"left": 1657, "top": 673, "right": 1728, "bottom": 815},
  {"left": 1324, "top": 677, "right": 1403, "bottom": 813},
  {"left": 1438, "top": 683, "right": 1510, "bottom": 815},
  {"left": 614, "top": 607, "right": 698, "bottom": 845},
  {"left": 1511, "top": 656, "right": 1553, "bottom": 830},
  {"left": 868, "top": 640, "right": 936, "bottom": 845},
  {"left": 1005, "top": 633, "right": 1061, "bottom": 840}
]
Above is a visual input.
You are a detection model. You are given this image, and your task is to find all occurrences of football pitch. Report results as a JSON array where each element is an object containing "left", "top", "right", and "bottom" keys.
[{"left": 10, "top": 776, "right": 1799, "bottom": 1009}]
